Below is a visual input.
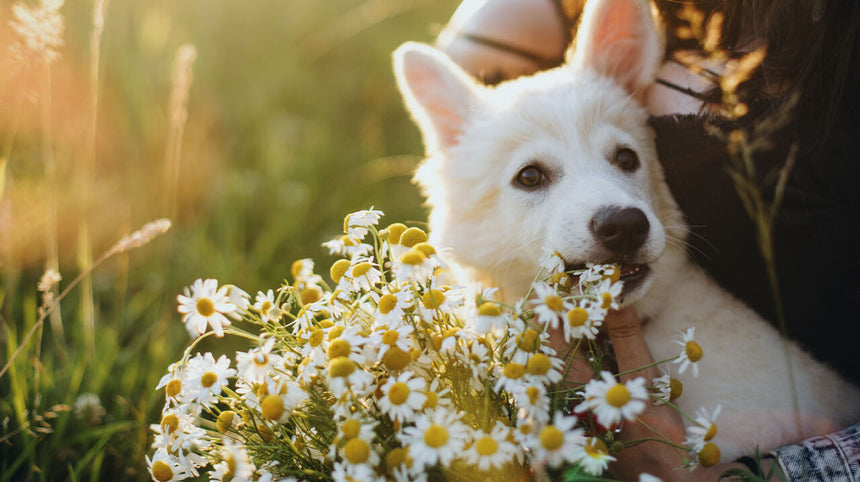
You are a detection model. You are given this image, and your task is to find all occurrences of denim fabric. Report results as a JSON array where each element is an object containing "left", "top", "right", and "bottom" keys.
[{"left": 774, "top": 422, "right": 860, "bottom": 481}]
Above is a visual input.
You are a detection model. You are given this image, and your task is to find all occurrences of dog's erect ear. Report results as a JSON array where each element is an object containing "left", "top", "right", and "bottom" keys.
[
  {"left": 567, "top": 0, "right": 663, "bottom": 94},
  {"left": 393, "top": 42, "right": 481, "bottom": 154}
]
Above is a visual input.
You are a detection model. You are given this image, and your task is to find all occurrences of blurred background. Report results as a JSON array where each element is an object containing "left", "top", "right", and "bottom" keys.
[{"left": 0, "top": 0, "right": 458, "bottom": 479}]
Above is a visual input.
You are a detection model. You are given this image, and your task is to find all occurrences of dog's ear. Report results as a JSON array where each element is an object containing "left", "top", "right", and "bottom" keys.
[
  {"left": 393, "top": 42, "right": 481, "bottom": 154},
  {"left": 567, "top": 0, "right": 663, "bottom": 94}
]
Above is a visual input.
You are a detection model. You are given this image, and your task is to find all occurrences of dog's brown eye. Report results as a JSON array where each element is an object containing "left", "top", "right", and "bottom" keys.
[
  {"left": 614, "top": 148, "right": 640, "bottom": 172},
  {"left": 515, "top": 165, "right": 546, "bottom": 188}
]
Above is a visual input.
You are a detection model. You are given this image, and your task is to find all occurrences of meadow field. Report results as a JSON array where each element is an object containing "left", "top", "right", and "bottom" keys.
[{"left": 0, "top": 0, "right": 458, "bottom": 479}]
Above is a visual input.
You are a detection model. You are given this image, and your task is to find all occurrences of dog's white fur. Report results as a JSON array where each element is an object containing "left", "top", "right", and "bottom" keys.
[{"left": 394, "top": 0, "right": 860, "bottom": 461}]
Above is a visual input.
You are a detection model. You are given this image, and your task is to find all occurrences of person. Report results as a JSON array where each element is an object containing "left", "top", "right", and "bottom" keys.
[{"left": 434, "top": 0, "right": 860, "bottom": 479}]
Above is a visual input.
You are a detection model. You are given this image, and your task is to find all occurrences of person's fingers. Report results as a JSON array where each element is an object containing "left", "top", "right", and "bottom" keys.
[{"left": 603, "top": 307, "right": 661, "bottom": 382}]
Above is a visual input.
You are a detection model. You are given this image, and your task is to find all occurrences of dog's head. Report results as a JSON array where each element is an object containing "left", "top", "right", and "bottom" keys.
[{"left": 394, "top": 0, "right": 684, "bottom": 302}]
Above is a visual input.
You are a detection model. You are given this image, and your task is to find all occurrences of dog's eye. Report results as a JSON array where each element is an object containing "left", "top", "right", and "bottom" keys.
[
  {"left": 515, "top": 165, "right": 547, "bottom": 188},
  {"left": 613, "top": 147, "right": 640, "bottom": 172}
]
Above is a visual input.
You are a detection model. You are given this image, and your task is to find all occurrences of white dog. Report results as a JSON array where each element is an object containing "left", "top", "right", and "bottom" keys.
[{"left": 393, "top": 0, "right": 860, "bottom": 461}]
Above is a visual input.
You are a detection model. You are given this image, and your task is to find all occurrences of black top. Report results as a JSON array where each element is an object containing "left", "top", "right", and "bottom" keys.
[{"left": 651, "top": 106, "right": 860, "bottom": 386}]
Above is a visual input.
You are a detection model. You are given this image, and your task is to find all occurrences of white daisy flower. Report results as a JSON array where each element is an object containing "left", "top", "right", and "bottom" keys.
[
  {"left": 374, "top": 285, "right": 413, "bottom": 329},
  {"left": 595, "top": 278, "right": 623, "bottom": 311},
  {"left": 673, "top": 327, "right": 703, "bottom": 377},
  {"left": 563, "top": 301, "right": 602, "bottom": 341},
  {"left": 210, "top": 438, "right": 254, "bottom": 482},
  {"left": 401, "top": 408, "right": 469, "bottom": 469},
  {"left": 325, "top": 326, "right": 369, "bottom": 366},
  {"left": 524, "top": 352, "right": 564, "bottom": 386},
  {"left": 258, "top": 378, "right": 309, "bottom": 424},
  {"left": 514, "top": 384, "right": 551, "bottom": 424},
  {"left": 421, "top": 378, "right": 452, "bottom": 411},
  {"left": 322, "top": 234, "right": 373, "bottom": 258},
  {"left": 184, "top": 352, "right": 235, "bottom": 407},
  {"left": 223, "top": 284, "right": 250, "bottom": 320},
  {"left": 374, "top": 324, "right": 414, "bottom": 360},
  {"left": 652, "top": 372, "right": 672, "bottom": 405},
  {"left": 146, "top": 449, "right": 190, "bottom": 482},
  {"left": 343, "top": 208, "right": 384, "bottom": 243},
  {"left": 531, "top": 411, "right": 585, "bottom": 468},
  {"left": 235, "top": 339, "right": 282, "bottom": 384},
  {"left": 156, "top": 362, "right": 186, "bottom": 408},
  {"left": 494, "top": 361, "right": 528, "bottom": 394},
  {"left": 332, "top": 461, "right": 384, "bottom": 482},
  {"left": 253, "top": 290, "right": 282, "bottom": 323},
  {"left": 339, "top": 257, "right": 383, "bottom": 293},
  {"left": 150, "top": 409, "right": 209, "bottom": 460},
  {"left": 575, "top": 371, "right": 648, "bottom": 428},
  {"left": 327, "top": 357, "right": 375, "bottom": 398},
  {"left": 378, "top": 371, "right": 427, "bottom": 423},
  {"left": 177, "top": 278, "right": 236, "bottom": 338},
  {"left": 503, "top": 326, "right": 554, "bottom": 365},
  {"left": 463, "top": 421, "right": 519, "bottom": 471},
  {"left": 539, "top": 248, "right": 566, "bottom": 275},
  {"left": 580, "top": 263, "right": 621, "bottom": 285},
  {"left": 418, "top": 285, "right": 463, "bottom": 321},
  {"left": 392, "top": 248, "right": 434, "bottom": 282},
  {"left": 291, "top": 258, "right": 315, "bottom": 283},
  {"left": 575, "top": 437, "right": 616, "bottom": 476},
  {"left": 530, "top": 282, "right": 569, "bottom": 330},
  {"left": 457, "top": 339, "right": 490, "bottom": 382},
  {"left": 685, "top": 405, "right": 722, "bottom": 452},
  {"left": 473, "top": 301, "right": 511, "bottom": 335}
]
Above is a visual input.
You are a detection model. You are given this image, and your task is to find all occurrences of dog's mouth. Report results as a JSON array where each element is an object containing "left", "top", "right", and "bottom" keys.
[{"left": 564, "top": 262, "right": 651, "bottom": 298}]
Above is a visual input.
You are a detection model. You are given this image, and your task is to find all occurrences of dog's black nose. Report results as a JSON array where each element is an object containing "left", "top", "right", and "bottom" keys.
[{"left": 590, "top": 207, "right": 650, "bottom": 255}]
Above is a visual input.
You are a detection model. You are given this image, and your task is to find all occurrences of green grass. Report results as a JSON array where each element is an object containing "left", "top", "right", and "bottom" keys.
[{"left": 0, "top": 0, "right": 458, "bottom": 479}]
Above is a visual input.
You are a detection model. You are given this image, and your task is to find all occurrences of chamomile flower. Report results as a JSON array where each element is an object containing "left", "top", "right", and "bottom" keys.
[
  {"left": 652, "top": 372, "right": 683, "bottom": 405},
  {"left": 418, "top": 284, "right": 463, "bottom": 321},
  {"left": 325, "top": 325, "right": 369, "bottom": 365},
  {"left": 257, "top": 378, "right": 309, "bottom": 423},
  {"left": 374, "top": 285, "right": 413, "bottom": 329},
  {"left": 156, "top": 362, "right": 187, "bottom": 407},
  {"left": 539, "top": 248, "right": 566, "bottom": 275},
  {"left": 530, "top": 411, "right": 585, "bottom": 468},
  {"left": 323, "top": 235, "right": 373, "bottom": 258},
  {"left": 685, "top": 405, "right": 722, "bottom": 452},
  {"left": 563, "top": 301, "right": 602, "bottom": 341},
  {"left": 463, "top": 421, "right": 518, "bottom": 471},
  {"left": 530, "top": 282, "right": 569, "bottom": 330},
  {"left": 503, "top": 326, "right": 553, "bottom": 365},
  {"left": 327, "top": 357, "right": 375, "bottom": 398},
  {"left": 210, "top": 438, "right": 254, "bottom": 482},
  {"left": 343, "top": 208, "right": 384, "bottom": 243},
  {"left": 401, "top": 408, "right": 469, "bottom": 469},
  {"left": 524, "top": 352, "right": 564, "bottom": 385},
  {"left": 575, "top": 371, "right": 647, "bottom": 428},
  {"left": 146, "top": 449, "right": 189, "bottom": 482},
  {"left": 393, "top": 248, "right": 434, "bottom": 282},
  {"left": 184, "top": 353, "right": 235, "bottom": 407},
  {"left": 235, "top": 339, "right": 281, "bottom": 384},
  {"left": 378, "top": 371, "right": 427, "bottom": 423},
  {"left": 673, "top": 327, "right": 703, "bottom": 376},
  {"left": 340, "top": 257, "right": 383, "bottom": 293},
  {"left": 421, "top": 379, "right": 452, "bottom": 411},
  {"left": 575, "top": 437, "right": 616, "bottom": 476},
  {"left": 494, "top": 361, "right": 528, "bottom": 394},
  {"left": 595, "top": 278, "right": 622, "bottom": 311},
  {"left": 177, "top": 278, "right": 236, "bottom": 338},
  {"left": 514, "top": 384, "right": 551, "bottom": 424},
  {"left": 253, "top": 290, "right": 282, "bottom": 323},
  {"left": 474, "top": 301, "right": 510, "bottom": 335},
  {"left": 374, "top": 324, "right": 414, "bottom": 359},
  {"left": 338, "top": 435, "right": 381, "bottom": 473}
]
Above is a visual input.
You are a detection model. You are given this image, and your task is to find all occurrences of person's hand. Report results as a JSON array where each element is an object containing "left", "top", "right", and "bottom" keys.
[{"left": 603, "top": 307, "right": 753, "bottom": 481}]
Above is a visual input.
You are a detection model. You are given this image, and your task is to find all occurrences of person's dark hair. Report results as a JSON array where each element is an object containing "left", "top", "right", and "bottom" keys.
[{"left": 657, "top": 0, "right": 860, "bottom": 150}]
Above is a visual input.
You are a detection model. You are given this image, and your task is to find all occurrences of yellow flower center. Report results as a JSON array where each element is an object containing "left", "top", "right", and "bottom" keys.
[
  {"left": 539, "top": 426, "right": 564, "bottom": 451},
  {"left": 386, "top": 447, "right": 406, "bottom": 469},
  {"left": 327, "top": 338, "right": 352, "bottom": 359},
  {"left": 343, "top": 438, "right": 371, "bottom": 464},
  {"left": 423, "top": 390, "right": 439, "bottom": 409},
  {"left": 685, "top": 341, "right": 703, "bottom": 362},
  {"left": 151, "top": 460, "right": 173, "bottom": 482},
  {"left": 399, "top": 249, "right": 427, "bottom": 266},
  {"left": 603, "top": 266, "right": 621, "bottom": 283},
  {"left": 300, "top": 286, "right": 322, "bottom": 304},
  {"left": 378, "top": 294, "right": 398, "bottom": 314},
  {"left": 704, "top": 423, "right": 717, "bottom": 441},
  {"left": 526, "top": 354, "right": 552, "bottom": 376},
  {"left": 352, "top": 262, "right": 372, "bottom": 278},
  {"left": 698, "top": 442, "right": 721, "bottom": 467},
  {"left": 477, "top": 302, "right": 502, "bottom": 317},
  {"left": 382, "top": 347, "right": 412, "bottom": 371},
  {"left": 318, "top": 319, "right": 335, "bottom": 328},
  {"left": 330, "top": 259, "right": 351, "bottom": 283},
  {"left": 329, "top": 357, "right": 356, "bottom": 377},
  {"left": 400, "top": 227, "right": 428, "bottom": 248},
  {"left": 290, "top": 259, "right": 305, "bottom": 280},
  {"left": 308, "top": 329, "right": 324, "bottom": 347},
  {"left": 166, "top": 379, "right": 182, "bottom": 398},
  {"left": 421, "top": 290, "right": 446, "bottom": 309},
  {"left": 161, "top": 414, "right": 179, "bottom": 434},
  {"left": 544, "top": 295, "right": 564, "bottom": 312},
  {"left": 253, "top": 352, "right": 268, "bottom": 367},
  {"left": 601, "top": 292, "right": 613, "bottom": 309},
  {"left": 516, "top": 329, "right": 540, "bottom": 353},
  {"left": 519, "top": 423, "right": 532, "bottom": 435},
  {"left": 196, "top": 297, "right": 215, "bottom": 317},
  {"left": 584, "top": 438, "right": 609, "bottom": 458},
  {"left": 567, "top": 307, "right": 589, "bottom": 327},
  {"left": 388, "top": 382, "right": 410, "bottom": 405},
  {"left": 328, "top": 325, "right": 346, "bottom": 341},
  {"left": 424, "top": 424, "right": 449, "bottom": 448},
  {"left": 216, "top": 411, "right": 235, "bottom": 434},
  {"left": 549, "top": 272, "right": 572, "bottom": 289},
  {"left": 476, "top": 436, "right": 498, "bottom": 456},
  {"left": 382, "top": 330, "right": 399, "bottom": 345},
  {"left": 670, "top": 378, "right": 683, "bottom": 400},
  {"left": 385, "top": 223, "right": 407, "bottom": 245},
  {"left": 260, "top": 300, "right": 272, "bottom": 312},
  {"left": 606, "top": 383, "right": 631, "bottom": 408},
  {"left": 200, "top": 371, "right": 218, "bottom": 388},
  {"left": 341, "top": 418, "right": 361, "bottom": 440},
  {"left": 503, "top": 363, "right": 526, "bottom": 379},
  {"left": 412, "top": 242, "right": 437, "bottom": 257},
  {"left": 261, "top": 394, "right": 285, "bottom": 421},
  {"left": 526, "top": 386, "right": 541, "bottom": 405}
]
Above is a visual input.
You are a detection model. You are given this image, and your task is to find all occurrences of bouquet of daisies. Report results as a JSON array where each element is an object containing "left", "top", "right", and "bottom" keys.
[{"left": 146, "top": 209, "right": 719, "bottom": 482}]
